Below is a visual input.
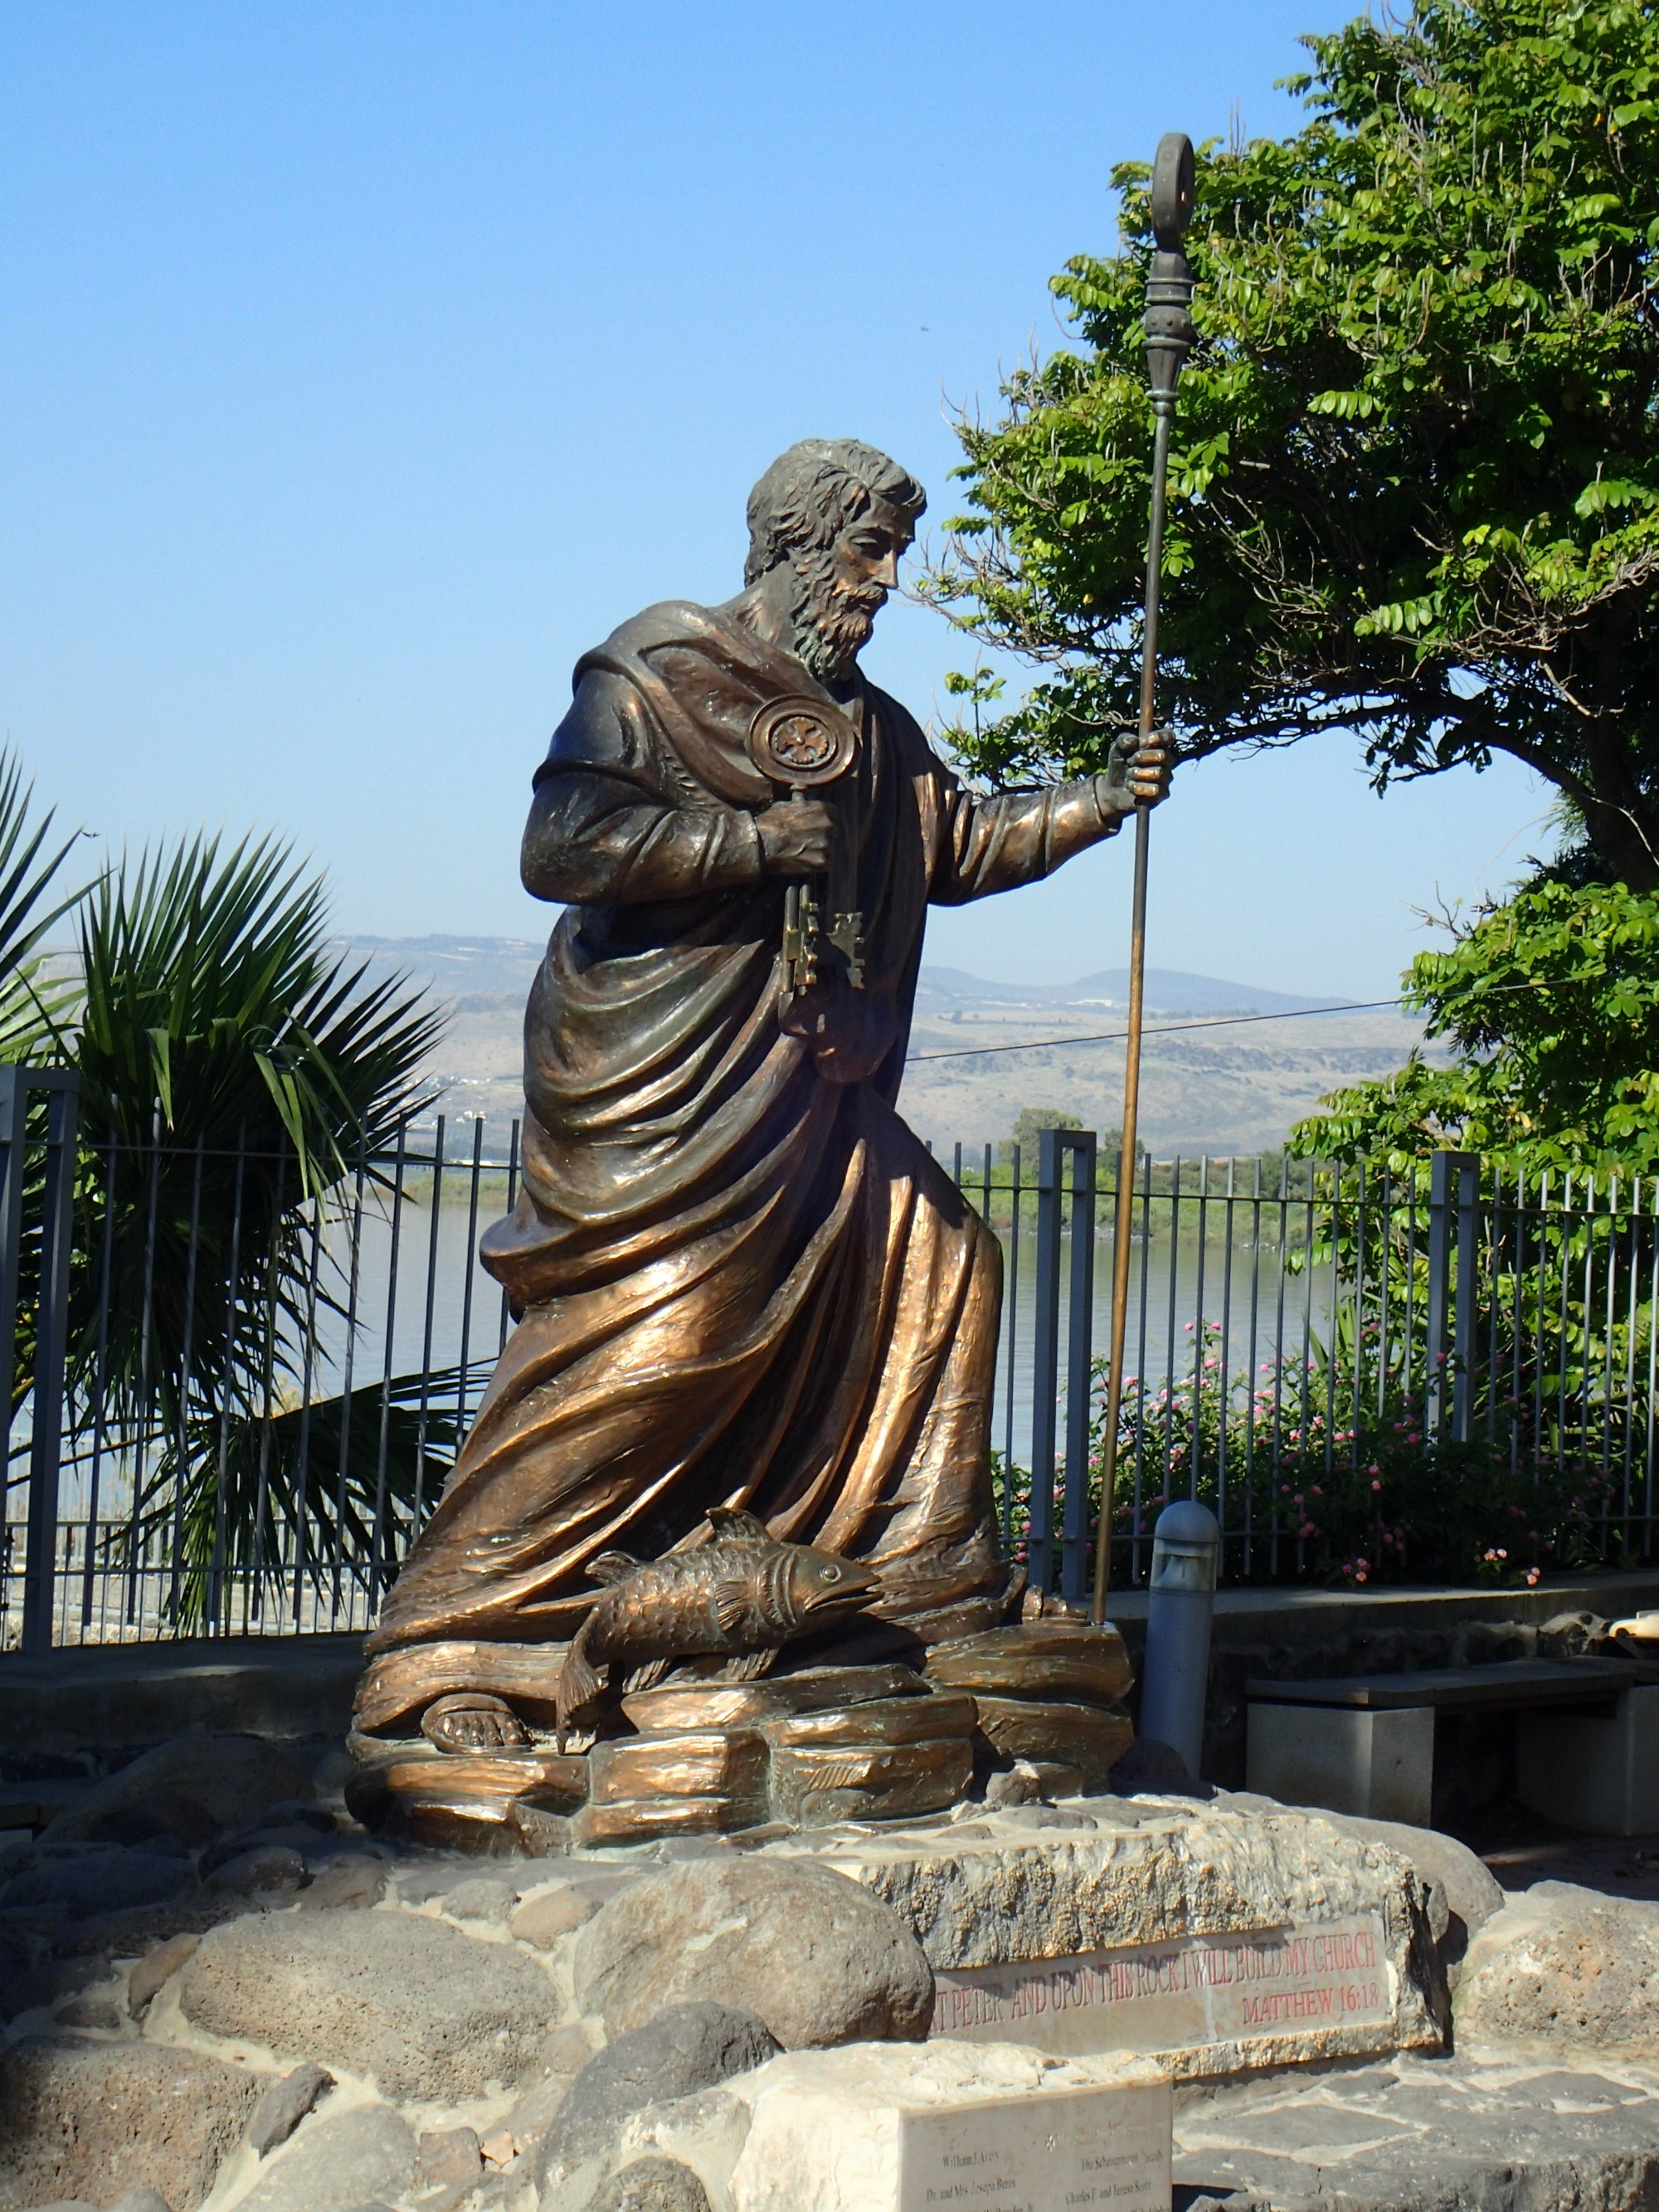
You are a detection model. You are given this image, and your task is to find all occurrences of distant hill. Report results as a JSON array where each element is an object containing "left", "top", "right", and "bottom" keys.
[
  {"left": 917, "top": 967, "right": 1344, "bottom": 1016},
  {"left": 343, "top": 935, "right": 1421, "bottom": 1154}
]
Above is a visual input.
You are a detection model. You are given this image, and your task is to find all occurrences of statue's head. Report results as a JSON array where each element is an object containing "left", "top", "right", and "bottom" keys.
[{"left": 744, "top": 439, "right": 927, "bottom": 686}]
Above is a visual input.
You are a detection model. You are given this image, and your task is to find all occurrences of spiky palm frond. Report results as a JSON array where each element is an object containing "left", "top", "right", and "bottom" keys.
[
  {"left": 75, "top": 831, "right": 442, "bottom": 1186},
  {"left": 0, "top": 751, "right": 90, "bottom": 1064},
  {"left": 129, "top": 1360, "right": 484, "bottom": 1633},
  {"left": 66, "top": 836, "right": 447, "bottom": 1550}
]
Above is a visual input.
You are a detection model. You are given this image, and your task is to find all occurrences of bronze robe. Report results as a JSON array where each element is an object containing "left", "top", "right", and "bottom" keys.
[{"left": 358, "top": 600, "right": 1118, "bottom": 1734}]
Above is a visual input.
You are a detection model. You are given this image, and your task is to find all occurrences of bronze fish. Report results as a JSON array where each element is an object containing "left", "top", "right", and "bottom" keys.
[{"left": 555, "top": 1508, "right": 880, "bottom": 1749}]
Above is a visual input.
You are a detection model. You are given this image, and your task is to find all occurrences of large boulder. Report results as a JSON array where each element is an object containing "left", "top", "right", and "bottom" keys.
[
  {"left": 572, "top": 1859, "right": 934, "bottom": 2049},
  {"left": 538, "top": 2004, "right": 777, "bottom": 2190},
  {"left": 232, "top": 2102, "right": 416, "bottom": 2212},
  {"left": 1455, "top": 1881, "right": 1659, "bottom": 2059},
  {"left": 40, "top": 1737, "right": 312, "bottom": 1846},
  {"left": 1311, "top": 1810, "right": 1506, "bottom": 1983},
  {"left": 590, "top": 2160, "right": 713, "bottom": 2212},
  {"left": 1, "top": 1848, "right": 191, "bottom": 1919},
  {"left": 0, "top": 2034, "right": 259, "bottom": 2210},
  {"left": 178, "top": 1905, "right": 560, "bottom": 2100}
]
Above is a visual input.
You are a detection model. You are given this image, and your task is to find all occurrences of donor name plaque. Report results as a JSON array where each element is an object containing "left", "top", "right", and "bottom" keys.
[
  {"left": 932, "top": 1915, "right": 1390, "bottom": 2060},
  {"left": 897, "top": 2081, "right": 1170, "bottom": 2212}
]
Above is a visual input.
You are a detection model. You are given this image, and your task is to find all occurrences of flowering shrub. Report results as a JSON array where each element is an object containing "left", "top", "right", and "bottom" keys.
[{"left": 1007, "top": 1319, "right": 1646, "bottom": 1590}]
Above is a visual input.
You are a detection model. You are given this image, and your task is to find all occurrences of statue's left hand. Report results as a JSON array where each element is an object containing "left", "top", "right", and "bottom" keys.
[{"left": 1097, "top": 728, "right": 1175, "bottom": 815}]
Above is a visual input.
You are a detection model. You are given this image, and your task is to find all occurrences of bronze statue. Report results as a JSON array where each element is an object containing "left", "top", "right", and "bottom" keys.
[{"left": 353, "top": 437, "right": 1170, "bottom": 1784}]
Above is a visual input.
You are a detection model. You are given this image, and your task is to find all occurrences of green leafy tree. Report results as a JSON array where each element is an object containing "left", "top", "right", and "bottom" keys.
[
  {"left": 925, "top": 0, "right": 1659, "bottom": 889},
  {"left": 1292, "top": 877, "right": 1659, "bottom": 1172},
  {"left": 1003, "top": 1104, "right": 1085, "bottom": 1164}
]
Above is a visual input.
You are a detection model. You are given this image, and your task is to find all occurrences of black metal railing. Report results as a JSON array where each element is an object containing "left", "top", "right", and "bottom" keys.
[{"left": 2, "top": 1074, "right": 1653, "bottom": 1648}]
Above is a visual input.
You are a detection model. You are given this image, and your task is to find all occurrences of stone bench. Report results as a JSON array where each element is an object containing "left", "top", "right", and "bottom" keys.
[{"left": 1245, "top": 1658, "right": 1637, "bottom": 1826}]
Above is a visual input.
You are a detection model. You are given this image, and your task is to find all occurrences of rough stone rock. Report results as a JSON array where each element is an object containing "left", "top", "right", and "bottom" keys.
[
  {"left": 0, "top": 2032, "right": 260, "bottom": 2210},
  {"left": 591, "top": 2158, "right": 713, "bottom": 2212},
  {"left": 199, "top": 1824, "right": 332, "bottom": 1878},
  {"left": 511, "top": 1882, "right": 620, "bottom": 1949},
  {"left": 311, "top": 1747, "right": 356, "bottom": 1797},
  {"left": 1456, "top": 1880, "right": 1659, "bottom": 2058},
  {"left": 295, "top": 1856, "right": 387, "bottom": 1912},
  {"left": 263, "top": 1798, "right": 337, "bottom": 1833},
  {"left": 109, "top": 2192, "right": 173, "bottom": 2212},
  {"left": 1, "top": 1954, "right": 110, "bottom": 2024},
  {"left": 2, "top": 1847, "right": 190, "bottom": 1918},
  {"left": 49, "top": 1890, "right": 245, "bottom": 1961},
  {"left": 246, "top": 2061, "right": 335, "bottom": 2155},
  {"left": 128, "top": 1932, "right": 201, "bottom": 2018},
  {"left": 539, "top": 2004, "right": 778, "bottom": 2186},
  {"left": 51, "top": 1995, "right": 122, "bottom": 2030},
  {"left": 0, "top": 1922, "right": 27, "bottom": 1988},
  {"left": 38, "top": 1736, "right": 312, "bottom": 1845},
  {"left": 418, "top": 2126, "right": 484, "bottom": 2187},
  {"left": 760, "top": 1793, "right": 1445, "bottom": 2077},
  {"left": 441, "top": 1875, "right": 518, "bottom": 1924},
  {"left": 79, "top": 1787, "right": 219, "bottom": 1849},
  {"left": 1172, "top": 2049, "right": 1659, "bottom": 2210},
  {"left": 202, "top": 1844, "right": 309, "bottom": 1898},
  {"left": 500, "top": 2070, "right": 576, "bottom": 2162},
  {"left": 179, "top": 1906, "right": 561, "bottom": 2099},
  {"left": 1311, "top": 1807, "right": 1506, "bottom": 1981},
  {"left": 574, "top": 1859, "right": 932, "bottom": 2051},
  {"left": 233, "top": 2103, "right": 416, "bottom": 2212}
]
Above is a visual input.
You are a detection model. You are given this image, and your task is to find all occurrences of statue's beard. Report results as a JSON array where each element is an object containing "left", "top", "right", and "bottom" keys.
[{"left": 786, "top": 563, "right": 887, "bottom": 687}]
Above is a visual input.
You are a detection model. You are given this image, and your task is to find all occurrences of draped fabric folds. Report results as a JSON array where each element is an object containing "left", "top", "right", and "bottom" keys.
[{"left": 358, "top": 599, "right": 1118, "bottom": 1734}]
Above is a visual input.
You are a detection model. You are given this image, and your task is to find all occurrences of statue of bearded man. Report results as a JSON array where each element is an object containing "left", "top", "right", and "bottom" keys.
[{"left": 357, "top": 438, "right": 1170, "bottom": 1752}]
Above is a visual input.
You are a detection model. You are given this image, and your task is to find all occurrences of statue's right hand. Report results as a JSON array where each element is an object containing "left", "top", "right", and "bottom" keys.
[{"left": 757, "top": 799, "right": 834, "bottom": 875}]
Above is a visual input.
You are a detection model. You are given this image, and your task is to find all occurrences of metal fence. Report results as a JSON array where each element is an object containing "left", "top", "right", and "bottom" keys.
[{"left": 2, "top": 1073, "right": 1654, "bottom": 1649}]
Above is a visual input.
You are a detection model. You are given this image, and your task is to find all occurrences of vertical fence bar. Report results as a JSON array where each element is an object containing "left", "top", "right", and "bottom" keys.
[
  {"left": 1059, "top": 1131, "right": 1097, "bottom": 1605},
  {"left": 1001, "top": 1143, "right": 1021, "bottom": 1555},
  {"left": 20, "top": 1076, "right": 80, "bottom": 1658},
  {"left": 1190, "top": 1158, "right": 1209, "bottom": 1505},
  {"left": 80, "top": 1128, "right": 119, "bottom": 1632},
  {"left": 329, "top": 1152, "right": 367, "bottom": 1626},
  {"left": 414, "top": 1116, "right": 446, "bottom": 1539},
  {"left": 370, "top": 1127, "right": 408, "bottom": 1601},
  {"left": 1425, "top": 1151, "right": 1455, "bottom": 1441},
  {"left": 1217, "top": 1159, "right": 1235, "bottom": 1561},
  {"left": 206, "top": 1132, "right": 248, "bottom": 1636},
  {"left": 498, "top": 1119, "right": 521, "bottom": 1355},
  {"left": 248, "top": 1150, "right": 284, "bottom": 1630},
  {"left": 456, "top": 1120, "right": 485, "bottom": 1436},
  {"left": 1452, "top": 1152, "right": 1478, "bottom": 1444},
  {"left": 1243, "top": 1155, "right": 1262, "bottom": 1579},
  {"left": 167, "top": 1141, "right": 207, "bottom": 1626},
  {"left": 290, "top": 1196, "right": 324, "bottom": 1628},
  {"left": 125, "top": 1111, "right": 163, "bottom": 1627},
  {"left": 1027, "top": 1130, "right": 1063, "bottom": 1596}
]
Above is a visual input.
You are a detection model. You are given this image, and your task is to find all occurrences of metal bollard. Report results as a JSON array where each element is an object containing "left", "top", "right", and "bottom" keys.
[{"left": 1136, "top": 1500, "right": 1220, "bottom": 1781}]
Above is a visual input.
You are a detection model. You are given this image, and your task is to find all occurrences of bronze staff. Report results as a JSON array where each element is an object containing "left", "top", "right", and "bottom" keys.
[{"left": 1092, "top": 133, "right": 1198, "bottom": 1627}]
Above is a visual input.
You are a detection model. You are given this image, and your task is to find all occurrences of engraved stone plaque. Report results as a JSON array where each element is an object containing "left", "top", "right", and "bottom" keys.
[
  {"left": 727, "top": 2044, "right": 1170, "bottom": 2212},
  {"left": 897, "top": 2080, "right": 1170, "bottom": 2212},
  {"left": 932, "top": 1914, "right": 1391, "bottom": 2060}
]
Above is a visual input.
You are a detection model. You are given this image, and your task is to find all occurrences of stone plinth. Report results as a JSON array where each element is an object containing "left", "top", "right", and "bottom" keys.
[
  {"left": 723, "top": 2042, "right": 1171, "bottom": 2212},
  {"left": 766, "top": 1791, "right": 1446, "bottom": 2079}
]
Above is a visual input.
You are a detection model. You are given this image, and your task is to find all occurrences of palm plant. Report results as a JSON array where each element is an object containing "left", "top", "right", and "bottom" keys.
[{"left": 65, "top": 833, "right": 450, "bottom": 1627}]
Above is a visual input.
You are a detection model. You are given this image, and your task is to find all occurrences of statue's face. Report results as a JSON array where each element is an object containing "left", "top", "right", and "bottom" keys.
[{"left": 791, "top": 499, "right": 914, "bottom": 686}]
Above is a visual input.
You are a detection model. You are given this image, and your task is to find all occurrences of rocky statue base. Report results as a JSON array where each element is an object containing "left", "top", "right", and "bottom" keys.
[{"left": 348, "top": 1618, "right": 1135, "bottom": 1850}]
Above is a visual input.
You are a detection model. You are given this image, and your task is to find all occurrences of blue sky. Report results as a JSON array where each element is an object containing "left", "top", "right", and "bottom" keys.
[{"left": 2, "top": 2, "right": 1550, "bottom": 996}]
